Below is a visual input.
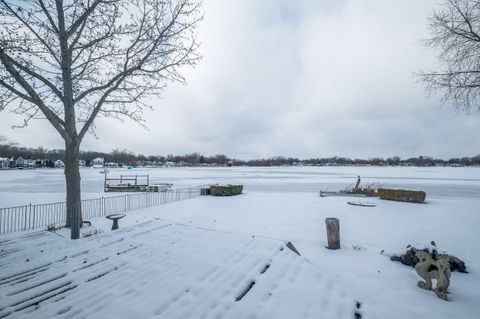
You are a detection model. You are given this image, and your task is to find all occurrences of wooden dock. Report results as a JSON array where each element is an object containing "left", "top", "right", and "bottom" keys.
[{"left": 104, "top": 175, "right": 172, "bottom": 192}]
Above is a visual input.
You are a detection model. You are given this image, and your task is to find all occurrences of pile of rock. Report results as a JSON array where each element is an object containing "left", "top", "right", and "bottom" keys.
[{"left": 389, "top": 241, "right": 467, "bottom": 273}]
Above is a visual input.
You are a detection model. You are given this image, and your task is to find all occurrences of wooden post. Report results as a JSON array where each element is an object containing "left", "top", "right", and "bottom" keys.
[
  {"left": 354, "top": 175, "right": 361, "bottom": 192},
  {"left": 325, "top": 218, "right": 340, "bottom": 249}
]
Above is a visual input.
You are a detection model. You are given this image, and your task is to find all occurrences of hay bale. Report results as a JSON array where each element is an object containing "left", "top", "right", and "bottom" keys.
[
  {"left": 378, "top": 188, "right": 426, "bottom": 203},
  {"left": 210, "top": 185, "right": 243, "bottom": 196}
]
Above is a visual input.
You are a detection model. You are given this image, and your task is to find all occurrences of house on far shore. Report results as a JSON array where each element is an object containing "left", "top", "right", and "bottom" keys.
[
  {"left": 36, "top": 159, "right": 53, "bottom": 168},
  {"left": 15, "top": 156, "right": 25, "bottom": 168},
  {"left": 54, "top": 160, "right": 65, "bottom": 168},
  {"left": 9, "top": 157, "right": 16, "bottom": 168},
  {"left": 0, "top": 157, "right": 9, "bottom": 169},
  {"left": 92, "top": 157, "right": 104, "bottom": 168},
  {"left": 79, "top": 160, "right": 86, "bottom": 167},
  {"left": 104, "top": 162, "right": 119, "bottom": 168},
  {"left": 24, "top": 159, "right": 36, "bottom": 169}
]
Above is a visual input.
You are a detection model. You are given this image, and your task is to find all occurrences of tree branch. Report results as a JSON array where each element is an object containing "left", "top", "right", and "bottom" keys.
[
  {"left": 7, "top": 57, "right": 64, "bottom": 101},
  {"left": 0, "top": 79, "right": 35, "bottom": 104},
  {"left": 38, "top": 0, "right": 60, "bottom": 34},
  {"left": 78, "top": 75, "right": 125, "bottom": 141},
  {"left": 67, "top": 0, "right": 117, "bottom": 38},
  {"left": 0, "top": 48, "right": 71, "bottom": 143},
  {"left": 0, "top": 0, "right": 61, "bottom": 64}
]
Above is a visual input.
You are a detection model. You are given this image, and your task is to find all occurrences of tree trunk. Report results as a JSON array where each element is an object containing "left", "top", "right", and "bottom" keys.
[{"left": 65, "top": 142, "right": 83, "bottom": 229}]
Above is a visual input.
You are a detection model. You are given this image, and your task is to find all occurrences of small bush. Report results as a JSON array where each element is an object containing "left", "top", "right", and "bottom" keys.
[{"left": 352, "top": 244, "right": 366, "bottom": 252}]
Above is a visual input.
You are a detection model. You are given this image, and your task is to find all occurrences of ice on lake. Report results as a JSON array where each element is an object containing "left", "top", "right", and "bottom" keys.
[{"left": 1, "top": 166, "right": 479, "bottom": 207}]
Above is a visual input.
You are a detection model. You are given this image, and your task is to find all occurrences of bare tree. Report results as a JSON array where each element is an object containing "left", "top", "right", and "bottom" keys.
[
  {"left": 418, "top": 0, "right": 480, "bottom": 112},
  {"left": 0, "top": 0, "right": 202, "bottom": 237}
]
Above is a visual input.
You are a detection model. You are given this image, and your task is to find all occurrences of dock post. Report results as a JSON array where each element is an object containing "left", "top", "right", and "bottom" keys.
[{"left": 325, "top": 218, "right": 340, "bottom": 249}]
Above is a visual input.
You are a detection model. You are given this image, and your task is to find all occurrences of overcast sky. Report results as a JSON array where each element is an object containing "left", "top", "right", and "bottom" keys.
[{"left": 1, "top": 0, "right": 479, "bottom": 159}]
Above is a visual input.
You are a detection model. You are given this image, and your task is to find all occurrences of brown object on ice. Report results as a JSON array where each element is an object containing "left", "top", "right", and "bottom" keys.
[
  {"left": 210, "top": 185, "right": 243, "bottom": 196},
  {"left": 377, "top": 188, "right": 426, "bottom": 203}
]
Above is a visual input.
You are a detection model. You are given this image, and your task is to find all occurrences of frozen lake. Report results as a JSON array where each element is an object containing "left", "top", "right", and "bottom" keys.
[{"left": 0, "top": 166, "right": 479, "bottom": 207}]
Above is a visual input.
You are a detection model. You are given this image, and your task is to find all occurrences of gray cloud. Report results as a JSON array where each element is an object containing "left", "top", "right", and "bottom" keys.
[{"left": 1, "top": 0, "right": 479, "bottom": 159}]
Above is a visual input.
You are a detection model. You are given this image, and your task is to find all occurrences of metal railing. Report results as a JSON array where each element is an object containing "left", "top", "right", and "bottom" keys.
[{"left": 0, "top": 186, "right": 205, "bottom": 235}]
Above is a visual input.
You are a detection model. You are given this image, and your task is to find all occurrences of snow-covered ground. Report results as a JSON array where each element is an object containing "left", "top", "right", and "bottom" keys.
[{"left": 0, "top": 166, "right": 479, "bottom": 318}]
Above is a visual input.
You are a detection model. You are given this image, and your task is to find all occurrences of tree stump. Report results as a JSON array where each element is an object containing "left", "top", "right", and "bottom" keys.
[{"left": 325, "top": 218, "right": 340, "bottom": 249}]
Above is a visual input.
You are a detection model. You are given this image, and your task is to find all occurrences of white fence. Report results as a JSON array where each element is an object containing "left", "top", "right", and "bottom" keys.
[{"left": 0, "top": 186, "right": 204, "bottom": 235}]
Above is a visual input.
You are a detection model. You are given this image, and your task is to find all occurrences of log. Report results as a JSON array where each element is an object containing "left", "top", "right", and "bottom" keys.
[
  {"left": 325, "top": 218, "right": 340, "bottom": 249},
  {"left": 377, "top": 188, "right": 426, "bottom": 203}
]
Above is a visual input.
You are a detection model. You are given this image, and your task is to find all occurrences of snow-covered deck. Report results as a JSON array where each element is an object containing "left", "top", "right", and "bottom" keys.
[{"left": 0, "top": 219, "right": 357, "bottom": 319}]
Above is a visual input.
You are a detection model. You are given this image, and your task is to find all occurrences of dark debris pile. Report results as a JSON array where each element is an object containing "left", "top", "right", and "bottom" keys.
[{"left": 389, "top": 241, "right": 468, "bottom": 273}]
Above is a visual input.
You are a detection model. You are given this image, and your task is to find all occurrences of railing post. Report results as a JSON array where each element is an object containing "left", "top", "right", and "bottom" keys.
[
  {"left": 25, "top": 204, "right": 31, "bottom": 231},
  {"left": 32, "top": 204, "right": 36, "bottom": 229},
  {"left": 13, "top": 207, "right": 17, "bottom": 232}
]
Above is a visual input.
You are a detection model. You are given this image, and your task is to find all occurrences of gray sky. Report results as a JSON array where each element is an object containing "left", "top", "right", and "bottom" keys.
[{"left": 1, "top": 0, "right": 479, "bottom": 159}]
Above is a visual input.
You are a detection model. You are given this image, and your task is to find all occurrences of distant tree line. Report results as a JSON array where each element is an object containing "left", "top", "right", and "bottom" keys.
[{"left": 1, "top": 140, "right": 479, "bottom": 167}]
